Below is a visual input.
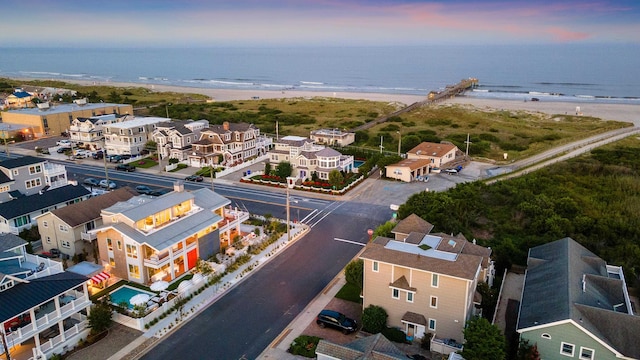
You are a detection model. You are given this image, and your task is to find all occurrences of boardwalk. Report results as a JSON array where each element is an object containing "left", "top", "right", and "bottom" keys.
[{"left": 351, "top": 78, "right": 478, "bottom": 132}]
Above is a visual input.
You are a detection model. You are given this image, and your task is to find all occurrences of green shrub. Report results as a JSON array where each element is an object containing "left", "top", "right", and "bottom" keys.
[
  {"left": 288, "top": 335, "right": 321, "bottom": 358},
  {"left": 382, "top": 327, "right": 409, "bottom": 343},
  {"left": 362, "top": 305, "right": 387, "bottom": 333}
]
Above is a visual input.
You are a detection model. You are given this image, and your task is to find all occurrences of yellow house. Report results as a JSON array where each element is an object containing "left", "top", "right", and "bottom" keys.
[
  {"left": 360, "top": 214, "right": 493, "bottom": 344},
  {"left": 1, "top": 101, "right": 133, "bottom": 137}
]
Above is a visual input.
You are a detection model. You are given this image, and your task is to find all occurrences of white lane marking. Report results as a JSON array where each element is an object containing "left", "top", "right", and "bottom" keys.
[{"left": 334, "top": 238, "right": 366, "bottom": 246}]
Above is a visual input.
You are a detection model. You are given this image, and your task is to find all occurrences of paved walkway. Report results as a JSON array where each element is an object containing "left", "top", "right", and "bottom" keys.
[{"left": 493, "top": 271, "right": 525, "bottom": 334}]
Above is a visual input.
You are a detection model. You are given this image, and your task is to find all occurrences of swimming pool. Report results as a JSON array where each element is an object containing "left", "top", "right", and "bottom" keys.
[
  {"left": 354, "top": 160, "right": 364, "bottom": 168},
  {"left": 109, "top": 285, "right": 155, "bottom": 309}
]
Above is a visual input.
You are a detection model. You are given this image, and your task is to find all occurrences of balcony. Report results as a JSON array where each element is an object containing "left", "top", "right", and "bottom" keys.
[
  {"left": 80, "top": 231, "right": 97, "bottom": 241},
  {"left": 144, "top": 251, "right": 171, "bottom": 268}
]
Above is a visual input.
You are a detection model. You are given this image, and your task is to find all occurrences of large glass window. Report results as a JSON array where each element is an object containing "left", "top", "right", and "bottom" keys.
[
  {"left": 128, "top": 264, "right": 140, "bottom": 279},
  {"left": 126, "top": 244, "right": 138, "bottom": 259}
]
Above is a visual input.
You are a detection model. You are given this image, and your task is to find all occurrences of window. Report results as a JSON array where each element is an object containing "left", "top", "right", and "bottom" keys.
[
  {"left": 579, "top": 347, "right": 594, "bottom": 360},
  {"left": 13, "top": 170, "right": 18, "bottom": 176},
  {"left": 428, "top": 319, "right": 436, "bottom": 331},
  {"left": 46, "top": 236, "right": 51, "bottom": 244},
  {"left": 61, "top": 240, "right": 70, "bottom": 248},
  {"left": 392, "top": 288, "right": 399, "bottom": 299},
  {"left": 107, "top": 238, "right": 113, "bottom": 251},
  {"left": 13, "top": 215, "right": 30, "bottom": 227},
  {"left": 126, "top": 244, "right": 138, "bottom": 259},
  {"left": 59, "top": 224, "right": 68, "bottom": 232},
  {"left": 128, "top": 264, "right": 140, "bottom": 279},
  {"left": 430, "top": 296, "right": 438, "bottom": 308},
  {"left": 25, "top": 178, "right": 42, "bottom": 189},
  {"left": 117, "top": 240, "right": 122, "bottom": 251},
  {"left": 432, "top": 273, "right": 439, "bottom": 287},
  {"left": 541, "top": 333, "right": 551, "bottom": 340},
  {"left": 109, "top": 257, "right": 115, "bottom": 266},
  {"left": 407, "top": 292, "right": 414, "bottom": 303},
  {"left": 43, "top": 221, "right": 48, "bottom": 228},
  {"left": 29, "top": 165, "right": 42, "bottom": 174},
  {"left": 372, "top": 261, "right": 379, "bottom": 272},
  {"left": 561, "top": 342, "right": 575, "bottom": 357}
]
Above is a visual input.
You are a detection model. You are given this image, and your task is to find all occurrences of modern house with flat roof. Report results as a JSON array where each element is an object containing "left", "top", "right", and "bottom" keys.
[
  {"left": 36, "top": 187, "right": 139, "bottom": 260},
  {"left": 517, "top": 238, "right": 639, "bottom": 360},
  {"left": 359, "top": 214, "right": 493, "bottom": 344},
  {"left": 310, "top": 128, "right": 355, "bottom": 147},
  {"left": 91, "top": 183, "right": 246, "bottom": 285},
  {"left": 0, "top": 101, "right": 133, "bottom": 137}
]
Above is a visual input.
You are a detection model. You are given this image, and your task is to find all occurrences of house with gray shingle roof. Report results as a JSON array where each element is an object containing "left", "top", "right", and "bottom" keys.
[
  {"left": 268, "top": 135, "right": 354, "bottom": 180},
  {"left": 316, "top": 333, "right": 407, "bottom": 360},
  {"left": 517, "top": 237, "right": 640, "bottom": 360},
  {"left": 0, "top": 271, "right": 92, "bottom": 359},
  {"left": 152, "top": 119, "right": 208, "bottom": 161},
  {"left": 360, "top": 214, "right": 493, "bottom": 344},
  {"left": 35, "top": 187, "right": 138, "bottom": 259},
  {"left": 0, "top": 233, "right": 64, "bottom": 280},
  {"left": 91, "top": 184, "right": 244, "bottom": 285}
]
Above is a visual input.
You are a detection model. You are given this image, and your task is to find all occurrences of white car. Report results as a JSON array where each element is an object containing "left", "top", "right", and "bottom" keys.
[
  {"left": 56, "top": 139, "right": 71, "bottom": 147},
  {"left": 99, "top": 179, "right": 117, "bottom": 189}
]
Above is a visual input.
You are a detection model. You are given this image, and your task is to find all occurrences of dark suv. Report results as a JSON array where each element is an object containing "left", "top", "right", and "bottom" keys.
[
  {"left": 316, "top": 310, "right": 358, "bottom": 334},
  {"left": 115, "top": 164, "right": 136, "bottom": 172}
]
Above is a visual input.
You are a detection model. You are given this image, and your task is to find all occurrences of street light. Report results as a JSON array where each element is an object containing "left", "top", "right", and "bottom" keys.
[
  {"left": 286, "top": 177, "right": 296, "bottom": 242},
  {"left": 397, "top": 131, "right": 402, "bottom": 156},
  {"left": 165, "top": 103, "right": 172, "bottom": 119}
]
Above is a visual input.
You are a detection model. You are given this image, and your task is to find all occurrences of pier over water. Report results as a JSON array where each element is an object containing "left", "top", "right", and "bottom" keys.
[{"left": 351, "top": 77, "right": 479, "bottom": 132}]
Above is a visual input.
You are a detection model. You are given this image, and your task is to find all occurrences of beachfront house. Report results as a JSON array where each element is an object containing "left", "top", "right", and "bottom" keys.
[
  {"left": 310, "top": 128, "right": 355, "bottom": 147},
  {"left": 268, "top": 135, "right": 354, "bottom": 180},
  {"left": 102, "top": 116, "right": 165, "bottom": 156},
  {"left": 187, "top": 121, "right": 271, "bottom": 168},
  {"left": 359, "top": 214, "right": 493, "bottom": 346},
  {"left": 517, "top": 238, "right": 639, "bottom": 360},
  {"left": 36, "top": 187, "right": 139, "bottom": 260},
  {"left": 0, "top": 271, "right": 92, "bottom": 360},
  {"left": 91, "top": 183, "right": 247, "bottom": 284},
  {"left": 0, "top": 101, "right": 133, "bottom": 137},
  {"left": 68, "top": 113, "right": 126, "bottom": 150},
  {"left": 152, "top": 119, "right": 209, "bottom": 162}
]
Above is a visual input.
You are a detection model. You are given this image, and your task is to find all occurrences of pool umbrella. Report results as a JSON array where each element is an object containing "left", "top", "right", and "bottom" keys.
[
  {"left": 150, "top": 280, "right": 169, "bottom": 292},
  {"left": 129, "top": 294, "right": 151, "bottom": 306}
]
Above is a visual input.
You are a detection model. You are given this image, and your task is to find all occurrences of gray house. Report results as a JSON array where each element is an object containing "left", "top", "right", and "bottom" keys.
[{"left": 517, "top": 237, "right": 640, "bottom": 360}]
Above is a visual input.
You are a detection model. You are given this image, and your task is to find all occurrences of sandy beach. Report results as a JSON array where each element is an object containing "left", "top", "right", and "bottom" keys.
[{"left": 12, "top": 78, "right": 640, "bottom": 125}]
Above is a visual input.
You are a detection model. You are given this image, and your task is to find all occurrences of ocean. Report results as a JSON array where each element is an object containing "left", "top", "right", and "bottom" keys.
[{"left": 1, "top": 44, "right": 639, "bottom": 104}]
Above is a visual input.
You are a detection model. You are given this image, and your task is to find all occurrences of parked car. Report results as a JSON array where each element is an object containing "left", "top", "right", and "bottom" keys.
[
  {"left": 148, "top": 189, "right": 170, "bottom": 197},
  {"left": 92, "top": 150, "right": 104, "bottom": 159},
  {"left": 56, "top": 139, "right": 71, "bottom": 147},
  {"left": 316, "top": 310, "right": 358, "bottom": 334},
  {"left": 115, "top": 164, "right": 136, "bottom": 172},
  {"left": 99, "top": 179, "right": 117, "bottom": 189},
  {"left": 135, "top": 185, "right": 153, "bottom": 195},
  {"left": 108, "top": 155, "right": 123, "bottom": 163},
  {"left": 444, "top": 169, "right": 458, "bottom": 175},
  {"left": 57, "top": 146, "right": 71, "bottom": 153},
  {"left": 83, "top": 178, "right": 100, "bottom": 187},
  {"left": 185, "top": 175, "right": 204, "bottom": 182}
]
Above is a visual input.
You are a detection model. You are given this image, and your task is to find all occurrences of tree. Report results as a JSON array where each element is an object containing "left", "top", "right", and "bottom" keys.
[
  {"left": 345, "top": 259, "right": 363, "bottom": 290},
  {"left": 361, "top": 305, "right": 387, "bottom": 333},
  {"left": 275, "top": 161, "right": 293, "bottom": 179},
  {"left": 107, "top": 91, "right": 122, "bottom": 103},
  {"left": 264, "top": 162, "right": 272, "bottom": 176},
  {"left": 145, "top": 140, "right": 157, "bottom": 153},
  {"left": 516, "top": 339, "right": 540, "bottom": 360},
  {"left": 461, "top": 317, "right": 506, "bottom": 360},
  {"left": 328, "top": 169, "right": 344, "bottom": 189},
  {"left": 88, "top": 300, "right": 113, "bottom": 334},
  {"left": 401, "top": 135, "right": 421, "bottom": 153}
]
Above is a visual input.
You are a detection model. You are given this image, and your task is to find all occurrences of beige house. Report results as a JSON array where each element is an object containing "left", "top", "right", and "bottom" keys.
[
  {"left": 406, "top": 142, "right": 459, "bottom": 169},
  {"left": 310, "top": 128, "right": 355, "bottom": 147},
  {"left": 91, "top": 184, "right": 247, "bottom": 285},
  {"left": 385, "top": 158, "right": 432, "bottom": 182},
  {"left": 103, "top": 116, "right": 165, "bottom": 156},
  {"left": 153, "top": 120, "right": 209, "bottom": 161},
  {"left": 1, "top": 101, "right": 133, "bottom": 137},
  {"left": 36, "top": 187, "right": 138, "bottom": 259},
  {"left": 360, "top": 214, "right": 493, "bottom": 343}
]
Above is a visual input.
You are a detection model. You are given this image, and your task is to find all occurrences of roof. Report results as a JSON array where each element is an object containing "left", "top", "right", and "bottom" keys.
[
  {"left": 49, "top": 187, "right": 138, "bottom": 227},
  {"left": 315, "top": 147, "right": 342, "bottom": 157},
  {"left": 10, "top": 91, "right": 31, "bottom": 98},
  {"left": 105, "top": 116, "right": 165, "bottom": 129},
  {"left": 2, "top": 102, "right": 128, "bottom": 116},
  {"left": 316, "top": 333, "right": 407, "bottom": 360},
  {"left": 386, "top": 157, "right": 432, "bottom": 171},
  {"left": 360, "top": 236, "right": 483, "bottom": 280},
  {"left": 0, "top": 155, "right": 45, "bottom": 170},
  {"left": 0, "top": 271, "right": 88, "bottom": 323},
  {"left": 392, "top": 214, "right": 434, "bottom": 236},
  {"left": 0, "top": 184, "right": 91, "bottom": 220},
  {"left": 518, "top": 237, "right": 640, "bottom": 358},
  {"left": 0, "top": 233, "right": 27, "bottom": 252},
  {"left": 407, "top": 142, "right": 457, "bottom": 158}
]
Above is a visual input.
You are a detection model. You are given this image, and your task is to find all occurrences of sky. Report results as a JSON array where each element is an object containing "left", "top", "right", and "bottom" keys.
[{"left": 2, "top": 0, "right": 639, "bottom": 47}]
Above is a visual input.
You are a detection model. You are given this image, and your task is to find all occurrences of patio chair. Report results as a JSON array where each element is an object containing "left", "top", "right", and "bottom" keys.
[{"left": 36, "top": 262, "right": 45, "bottom": 272}]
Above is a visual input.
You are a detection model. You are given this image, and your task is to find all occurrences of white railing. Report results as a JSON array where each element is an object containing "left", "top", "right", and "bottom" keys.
[
  {"left": 215, "top": 154, "right": 269, "bottom": 178},
  {"left": 80, "top": 231, "right": 97, "bottom": 241}
]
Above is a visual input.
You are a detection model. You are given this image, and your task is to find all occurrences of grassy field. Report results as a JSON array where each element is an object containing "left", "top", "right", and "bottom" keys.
[{"left": 2, "top": 78, "right": 631, "bottom": 163}]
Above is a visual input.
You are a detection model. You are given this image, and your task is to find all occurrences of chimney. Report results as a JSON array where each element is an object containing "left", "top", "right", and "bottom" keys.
[
  {"left": 223, "top": 122, "right": 230, "bottom": 131},
  {"left": 174, "top": 180, "right": 184, "bottom": 193}
]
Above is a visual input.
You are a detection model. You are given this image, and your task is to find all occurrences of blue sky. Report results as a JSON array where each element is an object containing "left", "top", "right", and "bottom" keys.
[{"left": 2, "top": 0, "right": 639, "bottom": 47}]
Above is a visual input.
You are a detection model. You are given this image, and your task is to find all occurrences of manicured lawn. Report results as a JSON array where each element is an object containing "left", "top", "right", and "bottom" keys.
[{"left": 335, "top": 282, "right": 362, "bottom": 304}]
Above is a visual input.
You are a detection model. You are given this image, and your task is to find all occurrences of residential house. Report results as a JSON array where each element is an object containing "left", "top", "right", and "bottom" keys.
[
  {"left": 0, "top": 184, "right": 91, "bottom": 234},
  {"left": 359, "top": 214, "right": 493, "bottom": 343},
  {"left": 268, "top": 135, "right": 354, "bottom": 180},
  {"left": 92, "top": 183, "right": 247, "bottom": 285},
  {"left": 103, "top": 116, "right": 165, "bottom": 156},
  {"left": 406, "top": 142, "right": 459, "bottom": 169},
  {"left": 310, "top": 128, "right": 355, "bottom": 147},
  {"left": 36, "top": 187, "right": 139, "bottom": 260},
  {"left": 0, "top": 155, "right": 67, "bottom": 202},
  {"left": 152, "top": 120, "right": 209, "bottom": 161},
  {"left": 0, "top": 101, "right": 133, "bottom": 137},
  {"left": 316, "top": 333, "right": 408, "bottom": 360},
  {"left": 4, "top": 89, "right": 35, "bottom": 109},
  {"left": 517, "top": 238, "right": 640, "bottom": 360},
  {"left": 0, "top": 271, "right": 92, "bottom": 360},
  {"left": 68, "top": 113, "right": 125, "bottom": 150},
  {"left": 385, "top": 158, "right": 432, "bottom": 182},
  {"left": 187, "top": 121, "right": 271, "bottom": 168},
  {"left": 0, "top": 233, "right": 63, "bottom": 280}
]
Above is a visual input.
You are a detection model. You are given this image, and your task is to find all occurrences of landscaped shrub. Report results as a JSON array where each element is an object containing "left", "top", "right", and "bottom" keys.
[
  {"left": 361, "top": 305, "right": 387, "bottom": 333},
  {"left": 382, "top": 327, "right": 408, "bottom": 343},
  {"left": 288, "top": 335, "right": 321, "bottom": 358}
]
